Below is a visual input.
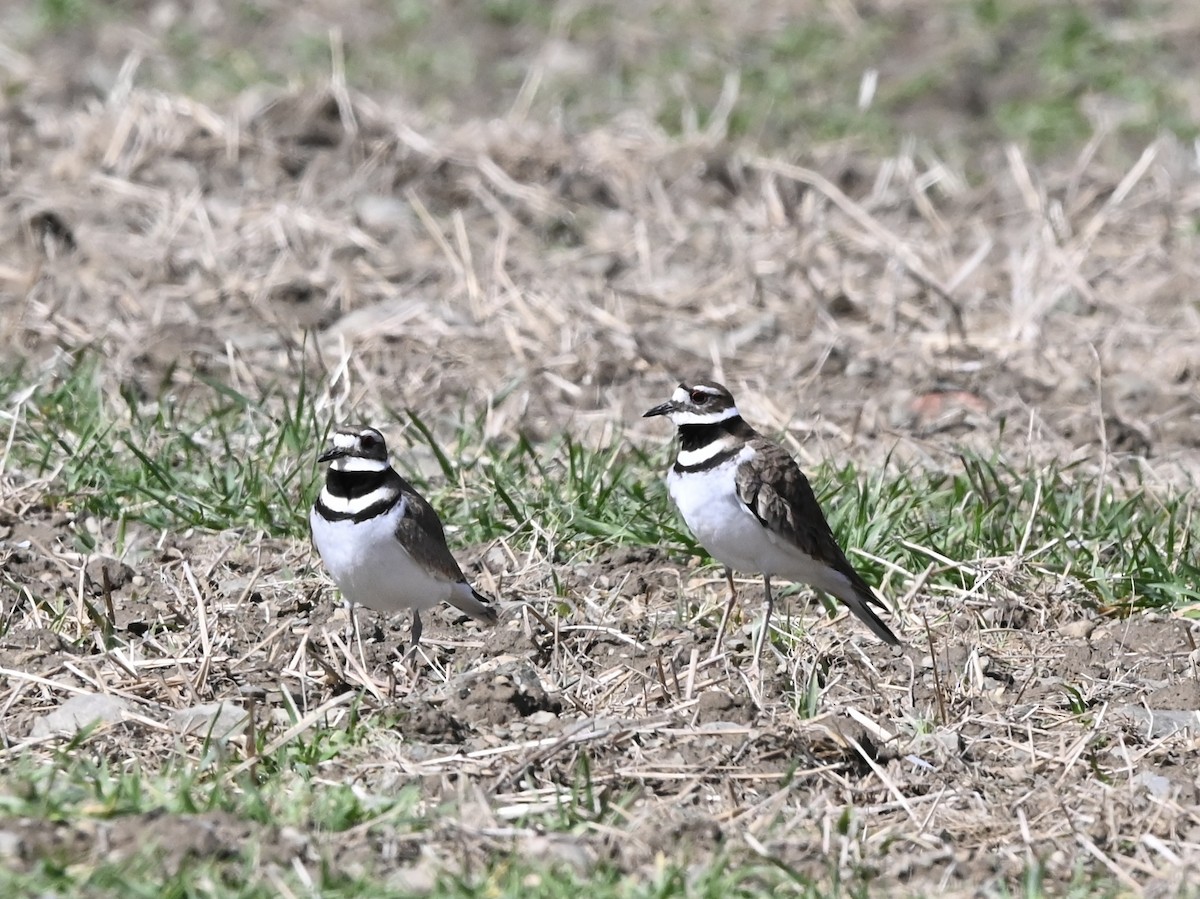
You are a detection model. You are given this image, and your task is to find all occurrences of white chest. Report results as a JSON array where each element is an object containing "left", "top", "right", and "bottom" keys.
[
  {"left": 667, "top": 454, "right": 766, "bottom": 572},
  {"left": 667, "top": 450, "right": 817, "bottom": 578},
  {"left": 309, "top": 499, "right": 452, "bottom": 613}
]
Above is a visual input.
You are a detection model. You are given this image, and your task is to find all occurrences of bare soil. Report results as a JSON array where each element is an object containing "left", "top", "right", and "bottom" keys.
[
  {"left": 1, "top": 511, "right": 1199, "bottom": 892},
  {"left": 2, "top": 7, "right": 1200, "bottom": 895}
]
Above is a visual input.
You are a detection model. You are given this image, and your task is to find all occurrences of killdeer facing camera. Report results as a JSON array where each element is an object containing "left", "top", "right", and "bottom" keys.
[
  {"left": 310, "top": 425, "right": 499, "bottom": 651},
  {"left": 644, "top": 380, "right": 900, "bottom": 671}
]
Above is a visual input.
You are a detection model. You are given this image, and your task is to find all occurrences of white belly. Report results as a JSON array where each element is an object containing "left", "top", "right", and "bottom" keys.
[
  {"left": 309, "top": 500, "right": 453, "bottom": 613},
  {"left": 667, "top": 460, "right": 843, "bottom": 588}
]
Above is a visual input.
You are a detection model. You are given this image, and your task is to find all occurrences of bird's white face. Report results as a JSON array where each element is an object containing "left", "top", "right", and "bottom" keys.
[
  {"left": 644, "top": 382, "right": 740, "bottom": 427},
  {"left": 319, "top": 426, "right": 390, "bottom": 472}
]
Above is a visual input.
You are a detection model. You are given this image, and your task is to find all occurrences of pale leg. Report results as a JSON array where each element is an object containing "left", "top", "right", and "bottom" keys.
[
  {"left": 710, "top": 567, "right": 739, "bottom": 658},
  {"left": 750, "top": 574, "right": 774, "bottom": 675},
  {"left": 347, "top": 599, "right": 367, "bottom": 669},
  {"left": 397, "top": 609, "right": 425, "bottom": 678}
]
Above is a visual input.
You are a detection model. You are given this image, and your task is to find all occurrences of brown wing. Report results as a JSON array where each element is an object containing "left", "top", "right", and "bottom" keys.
[
  {"left": 734, "top": 440, "right": 886, "bottom": 609},
  {"left": 393, "top": 478, "right": 469, "bottom": 585}
]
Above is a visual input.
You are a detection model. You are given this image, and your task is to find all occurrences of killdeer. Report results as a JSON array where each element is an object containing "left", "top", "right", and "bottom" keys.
[
  {"left": 644, "top": 380, "right": 900, "bottom": 671},
  {"left": 310, "top": 425, "right": 499, "bottom": 652}
]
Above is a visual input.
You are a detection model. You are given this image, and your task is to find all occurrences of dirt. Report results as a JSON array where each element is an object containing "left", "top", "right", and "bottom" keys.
[
  {"left": 1, "top": 6, "right": 1199, "bottom": 896},
  {"left": 1, "top": 504, "right": 1198, "bottom": 892},
  {"left": 0, "top": 810, "right": 304, "bottom": 877}
]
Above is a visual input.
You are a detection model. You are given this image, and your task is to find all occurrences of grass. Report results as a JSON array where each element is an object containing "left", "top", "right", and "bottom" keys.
[
  {"left": 0, "top": 791, "right": 850, "bottom": 899},
  {"left": 2, "top": 358, "right": 1197, "bottom": 898},
  {"left": 403, "top": 415, "right": 692, "bottom": 551},
  {"left": 981, "top": 2, "right": 1199, "bottom": 153},
  {"left": 4, "top": 349, "right": 1197, "bottom": 892},
  {"left": 823, "top": 453, "right": 1200, "bottom": 614},
  {"left": 0, "top": 720, "right": 1145, "bottom": 897},
  {"left": 4, "top": 353, "right": 326, "bottom": 546},
  {"left": 5, "top": 351, "right": 1196, "bottom": 613},
  {"left": 0, "top": 689, "right": 847, "bottom": 897},
  {"left": 3, "top": 5, "right": 1199, "bottom": 890}
]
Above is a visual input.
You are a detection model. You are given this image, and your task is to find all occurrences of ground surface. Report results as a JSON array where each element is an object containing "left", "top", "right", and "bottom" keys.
[{"left": 1, "top": 2, "right": 1199, "bottom": 897}]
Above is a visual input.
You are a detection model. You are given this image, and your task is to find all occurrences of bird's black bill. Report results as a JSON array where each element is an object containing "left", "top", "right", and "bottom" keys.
[
  {"left": 317, "top": 447, "right": 347, "bottom": 464},
  {"left": 643, "top": 401, "right": 675, "bottom": 418}
]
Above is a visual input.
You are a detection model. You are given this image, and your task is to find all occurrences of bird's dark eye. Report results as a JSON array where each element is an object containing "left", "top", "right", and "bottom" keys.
[
  {"left": 360, "top": 432, "right": 378, "bottom": 447},
  {"left": 690, "top": 390, "right": 709, "bottom": 405}
]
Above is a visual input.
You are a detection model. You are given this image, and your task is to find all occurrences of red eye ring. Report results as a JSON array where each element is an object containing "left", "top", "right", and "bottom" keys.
[{"left": 690, "top": 390, "right": 709, "bottom": 405}]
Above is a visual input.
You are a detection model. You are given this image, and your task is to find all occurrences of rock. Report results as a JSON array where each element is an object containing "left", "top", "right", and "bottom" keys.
[
  {"left": 695, "top": 689, "right": 755, "bottom": 725},
  {"left": 85, "top": 556, "right": 134, "bottom": 594},
  {"left": 170, "top": 702, "right": 250, "bottom": 739},
  {"left": 1115, "top": 705, "right": 1200, "bottom": 739},
  {"left": 0, "top": 829, "right": 21, "bottom": 859},
  {"left": 354, "top": 195, "right": 412, "bottom": 236},
  {"left": 32, "top": 693, "right": 131, "bottom": 736},
  {"left": 1057, "top": 619, "right": 1095, "bottom": 640},
  {"left": 1137, "top": 770, "right": 1174, "bottom": 799}
]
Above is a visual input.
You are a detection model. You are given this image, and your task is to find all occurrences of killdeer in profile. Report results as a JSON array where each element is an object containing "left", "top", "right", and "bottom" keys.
[
  {"left": 644, "top": 380, "right": 900, "bottom": 671},
  {"left": 310, "top": 425, "right": 499, "bottom": 652}
]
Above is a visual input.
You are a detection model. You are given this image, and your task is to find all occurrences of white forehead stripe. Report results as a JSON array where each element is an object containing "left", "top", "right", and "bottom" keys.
[
  {"left": 672, "top": 386, "right": 690, "bottom": 403},
  {"left": 333, "top": 432, "right": 357, "bottom": 449}
]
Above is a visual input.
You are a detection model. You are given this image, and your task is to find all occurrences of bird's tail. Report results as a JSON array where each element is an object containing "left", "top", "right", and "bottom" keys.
[
  {"left": 823, "top": 567, "right": 901, "bottom": 645},
  {"left": 448, "top": 582, "right": 500, "bottom": 625},
  {"left": 842, "top": 589, "right": 901, "bottom": 645}
]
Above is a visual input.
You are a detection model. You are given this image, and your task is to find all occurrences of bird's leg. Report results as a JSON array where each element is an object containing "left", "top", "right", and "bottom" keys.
[
  {"left": 710, "top": 567, "right": 739, "bottom": 659},
  {"left": 396, "top": 609, "right": 421, "bottom": 672},
  {"left": 751, "top": 574, "right": 774, "bottom": 677},
  {"left": 408, "top": 610, "right": 423, "bottom": 654},
  {"left": 347, "top": 599, "right": 367, "bottom": 672}
]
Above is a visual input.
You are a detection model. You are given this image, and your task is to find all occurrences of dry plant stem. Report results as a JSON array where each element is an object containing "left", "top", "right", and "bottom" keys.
[
  {"left": 243, "top": 689, "right": 261, "bottom": 780},
  {"left": 747, "top": 155, "right": 967, "bottom": 339},
  {"left": 923, "top": 613, "right": 947, "bottom": 726},
  {"left": 101, "top": 564, "right": 116, "bottom": 634},
  {"left": 520, "top": 602, "right": 555, "bottom": 653},
  {"left": 325, "top": 631, "right": 386, "bottom": 703}
]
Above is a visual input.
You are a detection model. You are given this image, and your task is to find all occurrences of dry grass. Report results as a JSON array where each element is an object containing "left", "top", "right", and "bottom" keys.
[
  {"left": 4, "top": 74, "right": 1199, "bottom": 473},
  {"left": 1, "top": 14, "right": 1199, "bottom": 896}
]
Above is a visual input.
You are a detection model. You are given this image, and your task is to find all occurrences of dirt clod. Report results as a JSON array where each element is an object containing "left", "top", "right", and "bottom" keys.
[{"left": 446, "top": 666, "right": 563, "bottom": 728}]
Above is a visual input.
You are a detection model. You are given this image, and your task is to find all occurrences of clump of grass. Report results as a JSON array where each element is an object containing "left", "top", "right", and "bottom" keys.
[
  {"left": 0, "top": 713, "right": 427, "bottom": 897},
  {"left": 439, "top": 855, "right": 847, "bottom": 899},
  {"left": 822, "top": 453, "right": 1199, "bottom": 614},
  {"left": 399, "top": 409, "right": 695, "bottom": 555},
  {"left": 8, "top": 353, "right": 328, "bottom": 545},
  {"left": 6, "top": 352, "right": 1195, "bottom": 615}
]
